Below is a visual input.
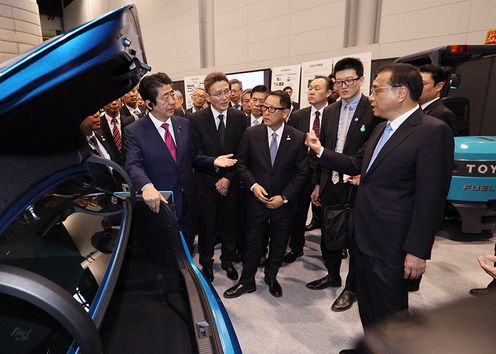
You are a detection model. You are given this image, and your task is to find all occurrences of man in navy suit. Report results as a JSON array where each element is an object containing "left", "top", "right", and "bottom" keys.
[
  {"left": 224, "top": 90, "right": 309, "bottom": 299},
  {"left": 125, "top": 72, "right": 236, "bottom": 251},
  {"left": 306, "top": 64, "right": 453, "bottom": 349}
]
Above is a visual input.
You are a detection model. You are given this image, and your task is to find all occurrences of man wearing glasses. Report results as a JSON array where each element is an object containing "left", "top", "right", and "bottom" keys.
[
  {"left": 224, "top": 90, "right": 308, "bottom": 299},
  {"left": 191, "top": 72, "right": 248, "bottom": 282},
  {"left": 306, "top": 64, "right": 453, "bottom": 353},
  {"left": 186, "top": 87, "right": 207, "bottom": 114},
  {"left": 284, "top": 76, "right": 332, "bottom": 265},
  {"left": 308, "top": 58, "right": 381, "bottom": 313}
]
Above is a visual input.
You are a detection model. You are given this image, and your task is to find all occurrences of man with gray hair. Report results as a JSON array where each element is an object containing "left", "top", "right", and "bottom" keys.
[
  {"left": 229, "top": 79, "right": 243, "bottom": 110},
  {"left": 173, "top": 90, "right": 190, "bottom": 118}
]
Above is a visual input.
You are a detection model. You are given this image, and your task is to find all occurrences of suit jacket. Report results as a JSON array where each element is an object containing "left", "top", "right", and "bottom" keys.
[
  {"left": 191, "top": 107, "right": 247, "bottom": 185},
  {"left": 291, "top": 101, "right": 300, "bottom": 111},
  {"left": 423, "top": 99, "right": 457, "bottom": 134},
  {"left": 319, "top": 109, "right": 454, "bottom": 262},
  {"left": 121, "top": 104, "right": 144, "bottom": 123},
  {"left": 125, "top": 114, "right": 203, "bottom": 220},
  {"left": 236, "top": 124, "right": 309, "bottom": 213},
  {"left": 100, "top": 113, "right": 133, "bottom": 166},
  {"left": 94, "top": 129, "right": 120, "bottom": 163},
  {"left": 315, "top": 95, "right": 381, "bottom": 193}
]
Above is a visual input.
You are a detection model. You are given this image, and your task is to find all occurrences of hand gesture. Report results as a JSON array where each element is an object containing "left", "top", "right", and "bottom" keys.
[
  {"left": 252, "top": 183, "right": 269, "bottom": 204},
  {"left": 305, "top": 130, "right": 322, "bottom": 153},
  {"left": 142, "top": 184, "right": 167, "bottom": 213},
  {"left": 214, "top": 153, "right": 237, "bottom": 168},
  {"left": 215, "top": 177, "right": 230, "bottom": 196},
  {"left": 404, "top": 253, "right": 426, "bottom": 279},
  {"left": 477, "top": 255, "right": 496, "bottom": 278}
]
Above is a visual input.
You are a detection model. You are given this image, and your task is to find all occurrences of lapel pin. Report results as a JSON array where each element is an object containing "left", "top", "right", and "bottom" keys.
[
  {"left": 360, "top": 124, "right": 366, "bottom": 132},
  {"left": 286, "top": 135, "right": 291, "bottom": 141},
  {"left": 354, "top": 117, "right": 359, "bottom": 121}
]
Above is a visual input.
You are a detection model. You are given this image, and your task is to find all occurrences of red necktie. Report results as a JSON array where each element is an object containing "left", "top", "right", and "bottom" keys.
[
  {"left": 313, "top": 111, "right": 321, "bottom": 138},
  {"left": 162, "top": 122, "right": 177, "bottom": 162},
  {"left": 111, "top": 118, "right": 122, "bottom": 152}
]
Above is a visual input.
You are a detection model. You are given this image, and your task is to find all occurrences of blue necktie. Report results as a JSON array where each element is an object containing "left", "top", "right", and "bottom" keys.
[
  {"left": 269, "top": 132, "right": 278, "bottom": 166},
  {"left": 366, "top": 123, "right": 393, "bottom": 172}
]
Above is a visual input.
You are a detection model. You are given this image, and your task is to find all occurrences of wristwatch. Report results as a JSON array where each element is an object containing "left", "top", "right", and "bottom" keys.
[{"left": 281, "top": 195, "right": 288, "bottom": 204}]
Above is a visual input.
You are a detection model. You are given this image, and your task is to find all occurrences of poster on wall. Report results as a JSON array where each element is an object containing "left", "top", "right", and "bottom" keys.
[
  {"left": 300, "top": 58, "right": 333, "bottom": 109},
  {"left": 184, "top": 75, "right": 206, "bottom": 109},
  {"left": 332, "top": 52, "right": 372, "bottom": 97},
  {"left": 270, "top": 65, "right": 301, "bottom": 104}
]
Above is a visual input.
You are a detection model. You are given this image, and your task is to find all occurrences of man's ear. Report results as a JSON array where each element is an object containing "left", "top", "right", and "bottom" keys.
[
  {"left": 435, "top": 81, "right": 445, "bottom": 96},
  {"left": 146, "top": 100, "right": 154, "bottom": 110}
]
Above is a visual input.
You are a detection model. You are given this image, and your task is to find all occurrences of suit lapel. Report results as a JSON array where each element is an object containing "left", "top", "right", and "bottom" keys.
[
  {"left": 329, "top": 102, "right": 341, "bottom": 150},
  {"left": 344, "top": 95, "right": 366, "bottom": 147},
  {"left": 171, "top": 116, "right": 184, "bottom": 164},
  {"left": 144, "top": 115, "right": 177, "bottom": 165},
  {"left": 364, "top": 109, "right": 422, "bottom": 175},
  {"left": 257, "top": 125, "right": 271, "bottom": 168},
  {"left": 207, "top": 109, "right": 221, "bottom": 152}
]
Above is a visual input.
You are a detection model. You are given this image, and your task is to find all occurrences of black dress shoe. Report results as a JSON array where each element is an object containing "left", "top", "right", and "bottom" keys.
[
  {"left": 223, "top": 282, "right": 256, "bottom": 299},
  {"left": 339, "top": 349, "right": 358, "bottom": 354},
  {"left": 222, "top": 262, "right": 239, "bottom": 280},
  {"left": 264, "top": 276, "right": 282, "bottom": 297},
  {"left": 331, "top": 289, "right": 357, "bottom": 312},
  {"left": 469, "top": 287, "right": 490, "bottom": 297},
  {"left": 306, "top": 274, "right": 342, "bottom": 290},
  {"left": 258, "top": 255, "right": 267, "bottom": 267},
  {"left": 304, "top": 223, "right": 318, "bottom": 231},
  {"left": 341, "top": 249, "right": 348, "bottom": 259},
  {"left": 233, "top": 253, "right": 242, "bottom": 263},
  {"left": 283, "top": 250, "right": 303, "bottom": 263},
  {"left": 202, "top": 264, "right": 214, "bottom": 282}
]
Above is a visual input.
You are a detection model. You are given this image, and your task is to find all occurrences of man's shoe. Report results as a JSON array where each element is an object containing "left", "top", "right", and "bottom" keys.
[
  {"left": 470, "top": 287, "right": 490, "bottom": 297},
  {"left": 223, "top": 282, "right": 256, "bottom": 299},
  {"left": 306, "top": 275, "right": 342, "bottom": 290},
  {"left": 258, "top": 255, "right": 267, "bottom": 267},
  {"left": 283, "top": 250, "right": 303, "bottom": 263},
  {"left": 233, "top": 252, "right": 242, "bottom": 263},
  {"left": 222, "top": 262, "right": 239, "bottom": 281},
  {"left": 331, "top": 289, "right": 357, "bottom": 312},
  {"left": 202, "top": 264, "right": 214, "bottom": 282},
  {"left": 305, "top": 223, "right": 318, "bottom": 231},
  {"left": 339, "top": 350, "right": 358, "bottom": 354},
  {"left": 264, "top": 276, "right": 282, "bottom": 297}
]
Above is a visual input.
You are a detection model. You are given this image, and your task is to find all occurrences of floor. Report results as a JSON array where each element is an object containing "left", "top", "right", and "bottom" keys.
[{"left": 195, "top": 230, "right": 495, "bottom": 354}]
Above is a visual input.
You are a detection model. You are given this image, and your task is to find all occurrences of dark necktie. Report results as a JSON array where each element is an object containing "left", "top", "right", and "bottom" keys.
[
  {"left": 161, "top": 122, "right": 177, "bottom": 162},
  {"left": 234, "top": 104, "right": 240, "bottom": 110},
  {"left": 312, "top": 111, "right": 321, "bottom": 138},
  {"left": 88, "top": 135, "right": 101, "bottom": 156},
  {"left": 111, "top": 118, "right": 122, "bottom": 152},
  {"left": 218, "top": 114, "right": 225, "bottom": 148}
]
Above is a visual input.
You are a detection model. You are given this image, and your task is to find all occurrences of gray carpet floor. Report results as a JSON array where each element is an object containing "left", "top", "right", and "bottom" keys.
[{"left": 194, "top": 230, "right": 495, "bottom": 354}]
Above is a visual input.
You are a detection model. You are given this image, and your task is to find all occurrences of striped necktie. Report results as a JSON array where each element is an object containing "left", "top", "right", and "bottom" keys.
[{"left": 111, "top": 118, "right": 122, "bottom": 152}]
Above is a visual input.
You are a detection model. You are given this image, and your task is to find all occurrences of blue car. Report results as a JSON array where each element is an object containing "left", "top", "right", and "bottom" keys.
[{"left": 0, "top": 5, "right": 240, "bottom": 354}]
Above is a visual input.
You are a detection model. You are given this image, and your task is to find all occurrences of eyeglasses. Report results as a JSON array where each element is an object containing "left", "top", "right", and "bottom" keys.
[
  {"left": 209, "top": 89, "right": 231, "bottom": 99},
  {"left": 370, "top": 85, "right": 400, "bottom": 95},
  {"left": 260, "top": 105, "right": 287, "bottom": 113},
  {"left": 334, "top": 77, "right": 361, "bottom": 88}
]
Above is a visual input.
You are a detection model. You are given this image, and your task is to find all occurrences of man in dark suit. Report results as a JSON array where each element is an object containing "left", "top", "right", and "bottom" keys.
[
  {"left": 284, "top": 75, "right": 332, "bottom": 264},
  {"left": 121, "top": 86, "right": 144, "bottom": 122},
  {"left": 100, "top": 99, "right": 134, "bottom": 166},
  {"left": 224, "top": 90, "right": 309, "bottom": 299},
  {"left": 283, "top": 86, "right": 300, "bottom": 111},
  {"left": 186, "top": 87, "right": 207, "bottom": 115},
  {"left": 419, "top": 64, "right": 457, "bottom": 134},
  {"left": 308, "top": 58, "right": 381, "bottom": 313},
  {"left": 125, "top": 72, "right": 236, "bottom": 251},
  {"left": 191, "top": 72, "right": 247, "bottom": 282},
  {"left": 229, "top": 79, "right": 243, "bottom": 110},
  {"left": 173, "top": 90, "right": 192, "bottom": 118},
  {"left": 306, "top": 64, "right": 453, "bottom": 346},
  {"left": 241, "top": 89, "right": 252, "bottom": 117}
]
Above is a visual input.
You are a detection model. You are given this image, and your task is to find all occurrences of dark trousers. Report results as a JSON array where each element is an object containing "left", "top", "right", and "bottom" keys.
[
  {"left": 240, "top": 205, "right": 292, "bottom": 284},
  {"left": 319, "top": 181, "right": 355, "bottom": 290},
  {"left": 352, "top": 239, "right": 409, "bottom": 329},
  {"left": 198, "top": 185, "right": 239, "bottom": 267},
  {"left": 288, "top": 178, "right": 315, "bottom": 254}
]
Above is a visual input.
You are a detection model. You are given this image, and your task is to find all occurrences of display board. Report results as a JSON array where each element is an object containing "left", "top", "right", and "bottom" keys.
[
  {"left": 300, "top": 58, "right": 333, "bottom": 109},
  {"left": 270, "top": 65, "right": 301, "bottom": 104},
  {"left": 184, "top": 75, "right": 206, "bottom": 109}
]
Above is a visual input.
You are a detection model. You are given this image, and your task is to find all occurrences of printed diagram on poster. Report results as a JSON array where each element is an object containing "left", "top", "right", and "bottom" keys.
[
  {"left": 184, "top": 75, "right": 206, "bottom": 109},
  {"left": 332, "top": 52, "right": 372, "bottom": 97},
  {"left": 300, "top": 59, "right": 333, "bottom": 109},
  {"left": 271, "top": 65, "right": 301, "bottom": 104}
]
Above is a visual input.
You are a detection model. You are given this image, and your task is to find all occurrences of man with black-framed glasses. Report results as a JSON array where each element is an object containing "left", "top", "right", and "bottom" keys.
[
  {"left": 309, "top": 58, "right": 381, "bottom": 314},
  {"left": 223, "top": 90, "right": 309, "bottom": 299},
  {"left": 191, "top": 72, "right": 247, "bottom": 283}
]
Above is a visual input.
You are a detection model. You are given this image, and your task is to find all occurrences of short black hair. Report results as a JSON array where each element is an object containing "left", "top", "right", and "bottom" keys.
[
  {"left": 267, "top": 90, "right": 291, "bottom": 109},
  {"left": 139, "top": 72, "right": 173, "bottom": 105},
  {"left": 333, "top": 57, "right": 364, "bottom": 78},
  {"left": 283, "top": 86, "right": 293, "bottom": 92},
  {"left": 311, "top": 75, "right": 333, "bottom": 90},
  {"left": 419, "top": 64, "right": 446, "bottom": 85},
  {"left": 377, "top": 63, "right": 423, "bottom": 102},
  {"left": 251, "top": 84, "right": 268, "bottom": 98}
]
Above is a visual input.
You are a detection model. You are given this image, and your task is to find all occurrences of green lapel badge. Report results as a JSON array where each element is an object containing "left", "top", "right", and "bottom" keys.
[{"left": 360, "top": 124, "right": 366, "bottom": 132}]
